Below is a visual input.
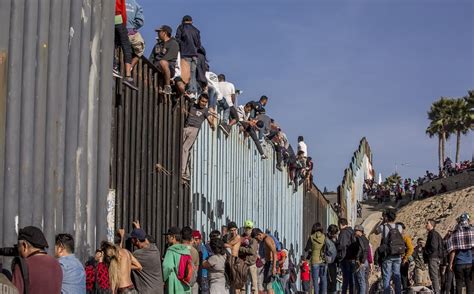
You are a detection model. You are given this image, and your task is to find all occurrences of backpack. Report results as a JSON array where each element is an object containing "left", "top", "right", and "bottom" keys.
[
  {"left": 269, "top": 234, "right": 282, "bottom": 252},
  {"left": 324, "top": 238, "right": 337, "bottom": 264},
  {"left": 225, "top": 255, "right": 248, "bottom": 289},
  {"left": 177, "top": 254, "right": 194, "bottom": 286},
  {"left": 383, "top": 224, "right": 406, "bottom": 256}
]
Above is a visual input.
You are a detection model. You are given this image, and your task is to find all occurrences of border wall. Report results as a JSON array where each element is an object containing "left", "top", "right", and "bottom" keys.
[
  {"left": 338, "top": 137, "right": 374, "bottom": 226},
  {"left": 0, "top": 0, "right": 114, "bottom": 260}
]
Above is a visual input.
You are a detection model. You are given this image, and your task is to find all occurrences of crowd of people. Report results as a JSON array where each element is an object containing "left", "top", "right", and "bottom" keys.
[{"left": 417, "top": 158, "right": 473, "bottom": 186}]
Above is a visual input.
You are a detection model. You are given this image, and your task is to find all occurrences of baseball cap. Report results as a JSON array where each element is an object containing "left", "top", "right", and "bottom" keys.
[
  {"left": 18, "top": 226, "right": 49, "bottom": 249},
  {"left": 354, "top": 225, "right": 364, "bottom": 232},
  {"left": 130, "top": 228, "right": 146, "bottom": 241},
  {"left": 244, "top": 220, "right": 254, "bottom": 229},
  {"left": 163, "top": 227, "right": 181, "bottom": 236},
  {"left": 192, "top": 230, "right": 202, "bottom": 239},
  {"left": 155, "top": 25, "right": 172, "bottom": 36}
]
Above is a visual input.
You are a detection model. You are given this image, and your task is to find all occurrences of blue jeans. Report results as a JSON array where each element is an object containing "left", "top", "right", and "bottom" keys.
[
  {"left": 382, "top": 256, "right": 402, "bottom": 294},
  {"left": 355, "top": 261, "right": 368, "bottom": 294},
  {"left": 184, "top": 57, "right": 197, "bottom": 94},
  {"left": 311, "top": 263, "right": 327, "bottom": 294},
  {"left": 341, "top": 260, "right": 355, "bottom": 294}
]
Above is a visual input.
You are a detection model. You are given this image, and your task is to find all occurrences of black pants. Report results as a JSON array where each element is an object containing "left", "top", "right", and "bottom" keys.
[
  {"left": 454, "top": 264, "right": 472, "bottom": 294},
  {"left": 401, "top": 261, "right": 409, "bottom": 290},
  {"left": 114, "top": 23, "right": 132, "bottom": 64},
  {"left": 240, "top": 122, "right": 264, "bottom": 156},
  {"left": 327, "top": 263, "right": 338, "bottom": 293}
]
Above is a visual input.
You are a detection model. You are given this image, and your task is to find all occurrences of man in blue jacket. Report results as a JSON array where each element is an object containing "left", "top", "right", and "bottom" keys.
[
  {"left": 126, "top": 0, "right": 145, "bottom": 70},
  {"left": 176, "top": 15, "right": 202, "bottom": 97}
]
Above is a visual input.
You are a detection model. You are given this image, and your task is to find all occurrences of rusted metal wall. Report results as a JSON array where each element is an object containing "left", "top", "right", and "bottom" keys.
[
  {"left": 303, "top": 184, "right": 339, "bottom": 242},
  {"left": 0, "top": 0, "right": 114, "bottom": 260},
  {"left": 109, "top": 57, "right": 191, "bottom": 250}
]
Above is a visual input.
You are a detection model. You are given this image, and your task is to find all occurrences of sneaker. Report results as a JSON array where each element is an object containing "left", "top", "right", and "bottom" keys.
[
  {"left": 163, "top": 85, "right": 172, "bottom": 95},
  {"left": 113, "top": 67, "right": 122, "bottom": 79},
  {"left": 123, "top": 77, "right": 138, "bottom": 91},
  {"left": 261, "top": 155, "right": 268, "bottom": 160},
  {"left": 219, "top": 123, "right": 230, "bottom": 137}
]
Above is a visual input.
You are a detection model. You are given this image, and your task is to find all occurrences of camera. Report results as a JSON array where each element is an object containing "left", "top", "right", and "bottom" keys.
[{"left": 0, "top": 245, "right": 19, "bottom": 257}]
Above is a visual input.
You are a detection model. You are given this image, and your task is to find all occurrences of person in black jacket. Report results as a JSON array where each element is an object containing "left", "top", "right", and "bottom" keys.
[
  {"left": 425, "top": 219, "right": 443, "bottom": 294},
  {"left": 337, "top": 218, "right": 356, "bottom": 294},
  {"left": 175, "top": 15, "right": 201, "bottom": 97},
  {"left": 354, "top": 225, "right": 369, "bottom": 294}
]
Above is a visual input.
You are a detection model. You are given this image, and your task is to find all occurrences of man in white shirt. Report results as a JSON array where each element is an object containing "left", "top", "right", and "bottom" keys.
[
  {"left": 297, "top": 136, "right": 308, "bottom": 157},
  {"left": 217, "top": 74, "right": 239, "bottom": 136}
]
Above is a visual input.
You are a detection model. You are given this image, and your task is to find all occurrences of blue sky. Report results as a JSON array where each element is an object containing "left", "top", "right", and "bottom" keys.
[{"left": 138, "top": 0, "right": 473, "bottom": 190}]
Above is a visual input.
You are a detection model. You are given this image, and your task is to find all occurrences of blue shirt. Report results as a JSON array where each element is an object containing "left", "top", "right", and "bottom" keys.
[
  {"left": 455, "top": 249, "right": 473, "bottom": 265},
  {"left": 125, "top": 0, "right": 144, "bottom": 31},
  {"left": 58, "top": 254, "right": 86, "bottom": 294},
  {"left": 200, "top": 244, "right": 209, "bottom": 278}
]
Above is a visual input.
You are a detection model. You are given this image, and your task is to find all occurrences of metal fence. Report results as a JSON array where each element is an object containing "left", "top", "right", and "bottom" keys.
[
  {"left": 303, "top": 184, "right": 339, "bottom": 241},
  {"left": 109, "top": 57, "right": 191, "bottom": 250},
  {"left": 338, "top": 137, "right": 374, "bottom": 226},
  {"left": 0, "top": 0, "right": 114, "bottom": 260}
]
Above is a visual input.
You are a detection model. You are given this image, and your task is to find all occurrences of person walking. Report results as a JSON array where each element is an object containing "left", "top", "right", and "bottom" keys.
[
  {"left": 326, "top": 224, "right": 339, "bottom": 294},
  {"left": 337, "top": 218, "right": 356, "bottom": 294}
]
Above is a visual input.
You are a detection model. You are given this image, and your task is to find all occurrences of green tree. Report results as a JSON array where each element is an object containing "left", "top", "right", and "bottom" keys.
[
  {"left": 384, "top": 173, "right": 402, "bottom": 186},
  {"left": 447, "top": 98, "right": 471, "bottom": 163},
  {"left": 426, "top": 97, "right": 452, "bottom": 171}
]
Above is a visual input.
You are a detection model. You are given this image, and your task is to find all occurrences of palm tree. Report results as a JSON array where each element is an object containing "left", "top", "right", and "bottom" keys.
[
  {"left": 384, "top": 172, "right": 402, "bottom": 186},
  {"left": 447, "top": 98, "right": 471, "bottom": 163},
  {"left": 426, "top": 97, "right": 452, "bottom": 171}
]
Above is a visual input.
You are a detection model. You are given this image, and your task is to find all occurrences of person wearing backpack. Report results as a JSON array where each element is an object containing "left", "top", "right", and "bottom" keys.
[
  {"left": 354, "top": 225, "right": 369, "bottom": 294},
  {"left": 337, "top": 218, "right": 356, "bottom": 294},
  {"left": 181, "top": 227, "right": 200, "bottom": 294},
  {"left": 424, "top": 219, "right": 443, "bottom": 294},
  {"left": 375, "top": 209, "right": 405, "bottom": 294},
  {"left": 162, "top": 227, "right": 192, "bottom": 294},
  {"left": 305, "top": 223, "right": 327, "bottom": 294},
  {"left": 326, "top": 224, "right": 339, "bottom": 294}
]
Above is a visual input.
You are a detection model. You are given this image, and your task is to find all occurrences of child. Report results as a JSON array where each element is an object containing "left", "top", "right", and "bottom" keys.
[{"left": 299, "top": 255, "right": 310, "bottom": 293}]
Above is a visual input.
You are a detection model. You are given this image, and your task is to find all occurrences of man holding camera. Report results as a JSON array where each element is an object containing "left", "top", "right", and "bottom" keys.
[{"left": 12, "top": 226, "right": 62, "bottom": 293}]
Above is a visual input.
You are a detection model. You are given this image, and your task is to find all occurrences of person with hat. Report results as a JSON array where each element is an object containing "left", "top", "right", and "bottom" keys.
[
  {"left": 54, "top": 233, "right": 86, "bottom": 294},
  {"left": 239, "top": 220, "right": 259, "bottom": 294},
  {"left": 149, "top": 25, "right": 179, "bottom": 95},
  {"left": 175, "top": 15, "right": 202, "bottom": 97},
  {"left": 129, "top": 221, "right": 164, "bottom": 294},
  {"left": 12, "top": 226, "right": 63, "bottom": 294},
  {"left": 447, "top": 213, "right": 474, "bottom": 294},
  {"left": 354, "top": 225, "right": 370, "bottom": 294},
  {"left": 162, "top": 226, "right": 192, "bottom": 293},
  {"left": 192, "top": 230, "right": 210, "bottom": 294}
]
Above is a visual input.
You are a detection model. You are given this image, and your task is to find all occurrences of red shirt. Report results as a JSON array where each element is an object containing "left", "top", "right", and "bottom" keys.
[
  {"left": 300, "top": 261, "right": 310, "bottom": 281},
  {"left": 115, "top": 0, "right": 127, "bottom": 24},
  {"left": 13, "top": 253, "right": 63, "bottom": 294}
]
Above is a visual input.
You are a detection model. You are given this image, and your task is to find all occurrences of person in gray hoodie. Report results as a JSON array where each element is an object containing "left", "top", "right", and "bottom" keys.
[{"left": 305, "top": 222, "right": 327, "bottom": 294}]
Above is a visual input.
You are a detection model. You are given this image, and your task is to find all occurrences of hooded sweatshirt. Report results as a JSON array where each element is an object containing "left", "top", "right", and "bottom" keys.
[
  {"left": 162, "top": 244, "right": 191, "bottom": 294},
  {"left": 309, "top": 231, "right": 326, "bottom": 264}
]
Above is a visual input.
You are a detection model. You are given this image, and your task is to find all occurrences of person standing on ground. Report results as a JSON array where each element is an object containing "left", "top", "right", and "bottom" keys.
[
  {"left": 182, "top": 226, "right": 200, "bottom": 294},
  {"left": 12, "top": 226, "right": 63, "bottom": 294},
  {"left": 202, "top": 238, "right": 227, "bottom": 293},
  {"left": 179, "top": 93, "right": 215, "bottom": 181},
  {"left": 252, "top": 228, "right": 278, "bottom": 294},
  {"left": 299, "top": 255, "right": 311, "bottom": 294},
  {"left": 305, "top": 222, "right": 327, "bottom": 294},
  {"left": 239, "top": 220, "right": 259, "bottom": 294},
  {"left": 162, "top": 227, "right": 192, "bottom": 293},
  {"left": 374, "top": 210, "right": 405, "bottom": 294},
  {"left": 413, "top": 238, "right": 430, "bottom": 287},
  {"left": 225, "top": 222, "right": 242, "bottom": 257},
  {"left": 337, "top": 218, "right": 356, "bottom": 294},
  {"left": 193, "top": 230, "right": 210, "bottom": 294},
  {"left": 425, "top": 219, "right": 443, "bottom": 294},
  {"left": 447, "top": 213, "right": 474, "bottom": 294},
  {"left": 326, "top": 224, "right": 339, "bottom": 294},
  {"left": 129, "top": 222, "right": 164, "bottom": 294},
  {"left": 54, "top": 233, "right": 86, "bottom": 294},
  {"left": 397, "top": 222, "right": 414, "bottom": 292},
  {"left": 353, "top": 225, "right": 370, "bottom": 294},
  {"left": 175, "top": 15, "right": 201, "bottom": 97}
]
